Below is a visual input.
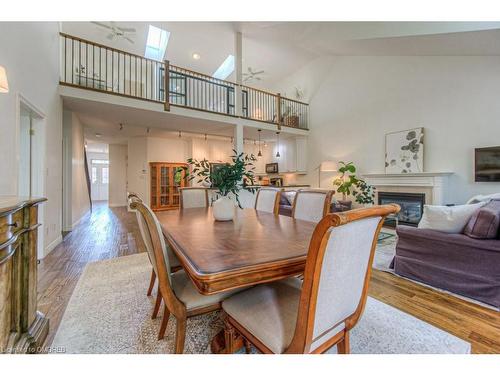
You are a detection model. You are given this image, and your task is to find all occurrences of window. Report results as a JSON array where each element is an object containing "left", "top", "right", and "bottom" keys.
[
  {"left": 144, "top": 25, "right": 170, "bottom": 61},
  {"left": 91, "top": 159, "right": 109, "bottom": 165},
  {"left": 102, "top": 167, "right": 109, "bottom": 184},
  {"left": 212, "top": 55, "right": 234, "bottom": 80},
  {"left": 91, "top": 167, "right": 97, "bottom": 184}
]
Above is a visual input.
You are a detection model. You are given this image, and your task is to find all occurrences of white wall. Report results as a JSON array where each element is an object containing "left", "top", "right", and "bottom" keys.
[
  {"left": 127, "top": 137, "right": 148, "bottom": 204},
  {"left": 0, "top": 22, "right": 63, "bottom": 256},
  {"left": 62, "top": 110, "right": 91, "bottom": 229},
  {"left": 276, "top": 56, "right": 500, "bottom": 203},
  {"left": 109, "top": 144, "right": 128, "bottom": 207}
]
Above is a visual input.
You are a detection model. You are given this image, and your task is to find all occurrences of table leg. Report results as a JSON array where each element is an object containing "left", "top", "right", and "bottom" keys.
[{"left": 210, "top": 329, "right": 245, "bottom": 354}]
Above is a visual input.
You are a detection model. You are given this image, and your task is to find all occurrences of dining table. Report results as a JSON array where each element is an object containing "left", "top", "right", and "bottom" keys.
[{"left": 155, "top": 207, "right": 317, "bottom": 353}]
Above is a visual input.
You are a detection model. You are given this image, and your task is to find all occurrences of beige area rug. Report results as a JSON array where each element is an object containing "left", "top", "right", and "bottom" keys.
[{"left": 52, "top": 253, "right": 471, "bottom": 354}]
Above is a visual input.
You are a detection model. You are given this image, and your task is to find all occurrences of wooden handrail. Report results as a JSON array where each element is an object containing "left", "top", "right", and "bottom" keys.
[{"left": 59, "top": 32, "right": 309, "bottom": 130}]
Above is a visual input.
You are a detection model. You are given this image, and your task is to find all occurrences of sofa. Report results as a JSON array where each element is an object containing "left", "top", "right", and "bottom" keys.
[{"left": 392, "top": 200, "right": 500, "bottom": 308}]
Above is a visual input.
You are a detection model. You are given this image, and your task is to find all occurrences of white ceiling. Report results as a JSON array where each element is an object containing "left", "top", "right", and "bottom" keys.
[
  {"left": 61, "top": 22, "right": 500, "bottom": 88},
  {"left": 63, "top": 96, "right": 285, "bottom": 144}
]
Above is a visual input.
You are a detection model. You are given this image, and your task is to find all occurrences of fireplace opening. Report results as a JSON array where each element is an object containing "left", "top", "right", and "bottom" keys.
[{"left": 378, "top": 192, "right": 425, "bottom": 227}]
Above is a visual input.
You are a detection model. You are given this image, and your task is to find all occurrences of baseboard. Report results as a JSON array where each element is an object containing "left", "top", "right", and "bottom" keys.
[
  {"left": 43, "top": 234, "right": 62, "bottom": 258},
  {"left": 71, "top": 214, "right": 85, "bottom": 229},
  {"left": 108, "top": 203, "right": 127, "bottom": 208}
]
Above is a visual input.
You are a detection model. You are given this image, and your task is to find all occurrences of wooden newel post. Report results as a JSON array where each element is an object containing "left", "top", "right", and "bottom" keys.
[
  {"left": 164, "top": 60, "right": 170, "bottom": 112},
  {"left": 276, "top": 93, "right": 282, "bottom": 131}
]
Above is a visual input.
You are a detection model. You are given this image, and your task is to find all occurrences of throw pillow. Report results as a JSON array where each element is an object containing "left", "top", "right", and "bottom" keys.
[
  {"left": 418, "top": 202, "right": 486, "bottom": 234},
  {"left": 464, "top": 200, "right": 500, "bottom": 239}
]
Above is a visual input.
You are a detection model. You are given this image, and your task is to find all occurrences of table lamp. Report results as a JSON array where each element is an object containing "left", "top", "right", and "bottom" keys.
[{"left": 317, "top": 160, "right": 337, "bottom": 188}]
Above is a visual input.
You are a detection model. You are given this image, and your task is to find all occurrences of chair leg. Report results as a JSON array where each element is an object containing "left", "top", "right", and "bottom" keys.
[
  {"left": 152, "top": 291, "right": 162, "bottom": 319},
  {"left": 174, "top": 317, "right": 186, "bottom": 354},
  {"left": 147, "top": 269, "right": 156, "bottom": 296},
  {"left": 224, "top": 320, "right": 236, "bottom": 354},
  {"left": 337, "top": 331, "right": 350, "bottom": 354},
  {"left": 244, "top": 339, "right": 251, "bottom": 354},
  {"left": 158, "top": 305, "right": 170, "bottom": 340}
]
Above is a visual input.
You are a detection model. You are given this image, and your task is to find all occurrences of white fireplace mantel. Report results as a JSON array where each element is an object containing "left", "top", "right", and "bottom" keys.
[{"left": 363, "top": 172, "right": 453, "bottom": 205}]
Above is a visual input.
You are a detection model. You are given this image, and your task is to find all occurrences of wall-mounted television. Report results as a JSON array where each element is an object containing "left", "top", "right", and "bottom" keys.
[{"left": 475, "top": 147, "right": 500, "bottom": 182}]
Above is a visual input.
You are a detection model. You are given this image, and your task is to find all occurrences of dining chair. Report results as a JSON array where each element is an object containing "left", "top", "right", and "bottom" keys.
[
  {"left": 179, "top": 187, "right": 209, "bottom": 209},
  {"left": 292, "top": 189, "right": 334, "bottom": 223},
  {"left": 254, "top": 187, "right": 282, "bottom": 215},
  {"left": 130, "top": 199, "right": 245, "bottom": 353},
  {"left": 127, "top": 193, "right": 181, "bottom": 318},
  {"left": 221, "top": 204, "right": 400, "bottom": 354}
]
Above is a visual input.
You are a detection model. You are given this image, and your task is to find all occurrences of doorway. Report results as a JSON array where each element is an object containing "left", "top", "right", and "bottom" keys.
[
  {"left": 90, "top": 158, "right": 109, "bottom": 201},
  {"left": 86, "top": 143, "right": 109, "bottom": 203},
  {"left": 18, "top": 96, "right": 45, "bottom": 259}
]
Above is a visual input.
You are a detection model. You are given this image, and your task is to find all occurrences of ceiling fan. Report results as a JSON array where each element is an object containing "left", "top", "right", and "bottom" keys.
[
  {"left": 91, "top": 22, "right": 136, "bottom": 44},
  {"left": 243, "top": 67, "right": 264, "bottom": 83}
]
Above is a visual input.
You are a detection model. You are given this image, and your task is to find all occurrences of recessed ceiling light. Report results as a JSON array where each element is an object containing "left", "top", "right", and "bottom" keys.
[
  {"left": 192, "top": 53, "right": 201, "bottom": 60},
  {"left": 95, "top": 133, "right": 102, "bottom": 138}
]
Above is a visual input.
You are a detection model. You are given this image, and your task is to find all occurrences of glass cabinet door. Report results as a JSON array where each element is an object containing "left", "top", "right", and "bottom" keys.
[
  {"left": 150, "top": 165, "right": 157, "bottom": 207},
  {"left": 160, "top": 166, "right": 171, "bottom": 207}
]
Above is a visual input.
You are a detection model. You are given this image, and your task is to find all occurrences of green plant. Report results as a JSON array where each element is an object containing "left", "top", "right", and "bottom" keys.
[
  {"left": 333, "top": 161, "right": 375, "bottom": 205},
  {"left": 186, "top": 150, "right": 257, "bottom": 208}
]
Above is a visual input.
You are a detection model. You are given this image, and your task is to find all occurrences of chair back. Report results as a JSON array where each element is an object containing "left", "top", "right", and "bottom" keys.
[
  {"left": 292, "top": 189, "right": 334, "bottom": 222},
  {"left": 180, "top": 187, "right": 209, "bottom": 209},
  {"left": 255, "top": 188, "right": 281, "bottom": 215},
  {"left": 286, "top": 204, "right": 400, "bottom": 353}
]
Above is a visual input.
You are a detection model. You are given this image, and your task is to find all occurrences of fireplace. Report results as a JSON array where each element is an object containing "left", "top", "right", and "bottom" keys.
[{"left": 378, "top": 192, "right": 425, "bottom": 227}]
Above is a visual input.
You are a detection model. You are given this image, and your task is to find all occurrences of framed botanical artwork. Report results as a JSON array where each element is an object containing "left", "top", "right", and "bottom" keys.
[{"left": 385, "top": 127, "right": 424, "bottom": 173}]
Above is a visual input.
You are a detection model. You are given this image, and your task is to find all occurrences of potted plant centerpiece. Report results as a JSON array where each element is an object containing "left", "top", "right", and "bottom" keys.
[
  {"left": 186, "top": 150, "right": 257, "bottom": 221},
  {"left": 333, "top": 161, "right": 376, "bottom": 206}
]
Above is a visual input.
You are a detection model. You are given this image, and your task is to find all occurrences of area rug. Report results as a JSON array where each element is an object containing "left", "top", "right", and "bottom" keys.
[{"left": 51, "top": 253, "right": 470, "bottom": 354}]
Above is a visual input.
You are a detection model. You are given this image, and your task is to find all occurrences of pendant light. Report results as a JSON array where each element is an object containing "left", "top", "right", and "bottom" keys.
[
  {"left": 275, "top": 131, "right": 281, "bottom": 158},
  {"left": 257, "top": 129, "right": 262, "bottom": 157}
]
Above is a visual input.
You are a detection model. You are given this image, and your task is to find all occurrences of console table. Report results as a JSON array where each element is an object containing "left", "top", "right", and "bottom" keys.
[{"left": 0, "top": 197, "right": 49, "bottom": 353}]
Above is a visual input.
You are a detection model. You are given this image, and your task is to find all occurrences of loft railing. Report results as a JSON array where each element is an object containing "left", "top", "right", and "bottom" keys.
[{"left": 59, "top": 33, "right": 308, "bottom": 130}]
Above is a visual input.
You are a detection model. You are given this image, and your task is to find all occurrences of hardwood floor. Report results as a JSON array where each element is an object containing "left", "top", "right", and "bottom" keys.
[{"left": 38, "top": 202, "right": 499, "bottom": 353}]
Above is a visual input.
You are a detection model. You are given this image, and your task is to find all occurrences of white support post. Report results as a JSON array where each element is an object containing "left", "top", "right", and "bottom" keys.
[
  {"left": 234, "top": 31, "right": 243, "bottom": 117},
  {"left": 234, "top": 123, "right": 244, "bottom": 155}
]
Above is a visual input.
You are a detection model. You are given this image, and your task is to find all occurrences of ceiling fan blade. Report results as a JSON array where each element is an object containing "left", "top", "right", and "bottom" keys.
[
  {"left": 92, "top": 21, "right": 113, "bottom": 30},
  {"left": 106, "top": 33, "right": 115, "bottom": 40},
  {"left": 247, "top": 67, "right": 252, "bottom": 73},
  {"left": 118, "top": 27, "right": 136, "bottom": 33},
  {"left": 254, "top": 70, "right": 264, "bottom": 75},
  {"left": 124, "top": 36, "right": 135, "bottom": 44}
]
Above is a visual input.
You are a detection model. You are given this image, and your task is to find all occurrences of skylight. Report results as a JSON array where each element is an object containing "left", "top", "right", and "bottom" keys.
[
  {"left": 212, "top": 55, "right": 235, "bottom": 80},
  {"left": 144, "top": 25, "right": 170, "bottom": 61}
]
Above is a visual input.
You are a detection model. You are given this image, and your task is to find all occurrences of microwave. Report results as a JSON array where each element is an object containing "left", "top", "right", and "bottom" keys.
[{"left": 265, "top": 163, "right": 279, "bottom": 174}]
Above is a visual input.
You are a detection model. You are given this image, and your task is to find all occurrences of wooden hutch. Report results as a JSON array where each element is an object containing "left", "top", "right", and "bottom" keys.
[{"left": 150, "top": 162, "right": 188, "bottom": 211}]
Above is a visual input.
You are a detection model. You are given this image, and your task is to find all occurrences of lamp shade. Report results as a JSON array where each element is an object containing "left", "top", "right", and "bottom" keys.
[
  {"left": 0, "top": 66, "right": 9, "bottom": 93},
  {"left": 320, "top": 160, "right": 337, "bottom": 172}
]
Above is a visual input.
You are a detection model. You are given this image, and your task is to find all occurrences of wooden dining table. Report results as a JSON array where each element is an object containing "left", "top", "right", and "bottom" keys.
[{"left": 155, "top": 207, "right": 317, "bottom": 352}]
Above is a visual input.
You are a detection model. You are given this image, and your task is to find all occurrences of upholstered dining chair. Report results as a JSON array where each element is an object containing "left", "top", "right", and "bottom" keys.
[
  {"left": 179, "top": 187, "right": 209, "bottom": 209},
  {"left": 130, "top": 199, "right": 244, "bottom": 353},
  {"left": 127, "top": 193, "right": 181, "bottom": 318},
  {"left": 221, "top": 204, "right": 400, "bottom": 354},
  {"left": 292, "top": 189, "right": 334, "bottom": 223},
  {"left": 254, "top": 187, "right": 282, "bottom": 215}
]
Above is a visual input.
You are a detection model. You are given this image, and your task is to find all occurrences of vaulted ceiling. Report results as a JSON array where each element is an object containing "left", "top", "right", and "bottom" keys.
[{"left": 61, "top": 22, "right": 500, "bottom": 89}]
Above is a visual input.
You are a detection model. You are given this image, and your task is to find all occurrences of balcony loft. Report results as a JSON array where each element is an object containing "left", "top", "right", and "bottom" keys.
[{"left": 59, "top": 33, "right": 309, "bottom": 132}]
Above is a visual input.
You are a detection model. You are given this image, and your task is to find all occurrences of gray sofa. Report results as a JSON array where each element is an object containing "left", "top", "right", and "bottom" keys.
[{"left": 392, "top": 208, "right": 500, "bottom": 308}]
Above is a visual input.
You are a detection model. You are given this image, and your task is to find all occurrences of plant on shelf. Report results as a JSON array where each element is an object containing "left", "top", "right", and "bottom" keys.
[
  {"left": 333, "top": 161, "right": 376, "bottom": 205},
  {"left": 186, "top": 150, "right": 257, "bottom": 221}
]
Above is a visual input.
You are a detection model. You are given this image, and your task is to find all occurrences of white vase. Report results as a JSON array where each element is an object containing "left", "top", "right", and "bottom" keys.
[{"left": 212, "top": 196, "right": 235, "bottom": 221}]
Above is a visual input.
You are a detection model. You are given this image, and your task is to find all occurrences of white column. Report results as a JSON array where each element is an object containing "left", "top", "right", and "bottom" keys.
[
  {"left": 234, "top": 123, "right": 244, "bottom": 155},
  {"left": 234, "top": 31, "right": 243, "bottom": 117}
]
